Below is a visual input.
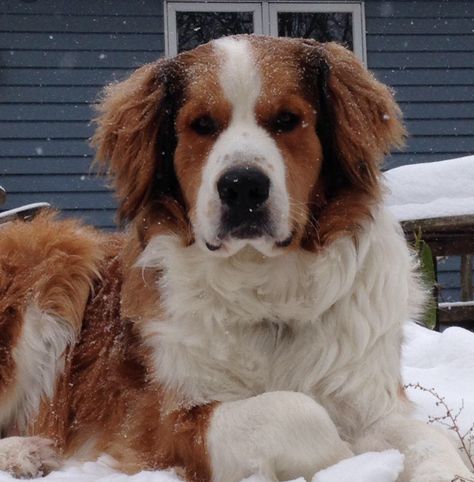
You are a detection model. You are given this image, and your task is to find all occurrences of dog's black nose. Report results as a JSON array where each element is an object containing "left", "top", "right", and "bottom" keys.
[{"left": 217, "top": 168, "right": 270, "bottom": 211}]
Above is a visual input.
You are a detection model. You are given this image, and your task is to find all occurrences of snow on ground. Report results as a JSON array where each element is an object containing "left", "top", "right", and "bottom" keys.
[
  {"left": 0, "top": 157, "right": 473, "bottom": 481},
  {"left": 403, "top": 322, "right": 474, "bottom": 433},
  {"left": 312, "top": 450, "right": 404, "bottom": 482},
  {"left": 385, "top": 155, "right": 474, "bottom": 221},
  {"left": 0, "top": 323, "right": 471, "bottom": 482},
  {"left": 239, "top": 450, "right": 405, "bottom": 482}
]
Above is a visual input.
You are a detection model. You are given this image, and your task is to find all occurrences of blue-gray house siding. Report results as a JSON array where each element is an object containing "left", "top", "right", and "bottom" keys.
[
  {"left": 366, "top": 1, "right": 474, "bottom": 168},
  {"left": 1, "top": 0, "right": 165, "bottom": 229},
  {"left": 1, "top": 0, "right": 473, "bottom": 300}
]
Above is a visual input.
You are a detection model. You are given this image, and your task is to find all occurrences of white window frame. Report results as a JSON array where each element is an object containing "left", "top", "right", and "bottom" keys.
[
  {"left": 165, "top": 2, "right": 264, "bottom": 57},
  {"left": 268, "top": 2, "right": 366, "bottom": 64},
  {"left": 165, "top": 1, "right": 366, "bottom": 64}
]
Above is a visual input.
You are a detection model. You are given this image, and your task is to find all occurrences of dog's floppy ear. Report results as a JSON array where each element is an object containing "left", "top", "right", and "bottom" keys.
[
  {"left": 304, "top": 41, "right": 406, "bottom": 191},
  {"left": 92, "top": 59, "right": 183, "bottom": 225},
  {"left": 299, "top": 41, "right": 406, "bottom": 248},
  {"left": 304, "top": 40, "right": 405, "bottom": 194}
]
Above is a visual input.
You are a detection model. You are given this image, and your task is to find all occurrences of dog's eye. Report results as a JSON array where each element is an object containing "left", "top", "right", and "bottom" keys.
[
  {"left": 272, "top": 111, "right": 301, "bottom": 133},
  {"left": 190, "top": 115, "right": 218, "bottom": 136}
]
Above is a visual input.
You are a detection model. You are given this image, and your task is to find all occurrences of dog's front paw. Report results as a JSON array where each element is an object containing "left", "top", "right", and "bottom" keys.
[
  {"left": 409, "top": 462, "right": 473, "bottom": 482},
  {"left": 409, "top": 472, "right": 473, "bottom": 482},
  {"left": 0, "top": 436, "right": 61, "bottom": 478},
  {"left": 400, "top": 437, "right": 474, "bottom": 482},
  {"left": 208, "top": 392, "right": 353, "bottom": 482}
]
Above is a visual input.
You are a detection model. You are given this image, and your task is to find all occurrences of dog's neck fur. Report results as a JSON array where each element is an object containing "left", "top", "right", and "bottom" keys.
[{"left": 135, "top": 206, "right": 424, "bottom": 439}]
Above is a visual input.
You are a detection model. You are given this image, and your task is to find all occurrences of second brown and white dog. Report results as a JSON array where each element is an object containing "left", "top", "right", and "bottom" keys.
[{"left": 0, "top": 35, "right": 471, "bottom": 482}]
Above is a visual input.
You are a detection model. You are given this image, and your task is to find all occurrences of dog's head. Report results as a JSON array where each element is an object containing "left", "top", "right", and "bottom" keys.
[{"left": 93, "top": 35, "right": 404, "bottom": 257}]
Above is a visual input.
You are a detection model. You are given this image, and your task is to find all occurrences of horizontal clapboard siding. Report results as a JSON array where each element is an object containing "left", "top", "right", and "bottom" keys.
[
  {"left": 367, "top": 18, "right": 474, "bottom": 35},
  {"left": 366, "top": 2, "right": 472, "bottom": 17},
  {"left": 369, "top": 52, "right": 472, "bottom": 69},
  {"left": 1, "top": 1, "right": 163, "bottom": 15},
  {"left": 1, "top": 122, "right": 93, "bottom": 139},
  {"left": 374, "top": 69, "right": 474, "bottom": 86},
  {"left": 1, "top": 140, "right": 93, "bottom": 157},
  {"left": 1, "top": 51, "right": 160, "bottom": 69},
  {"left": 0, "top": 14, "right": 165, "bottom": 34},
  {"left": 4, "top": 174, "right": 107, "bottom": 193},
  {"left": 0, "top": 68, "right": 129, "bottom": 86},
  {"left": 2, "top": 158, "right": 93, "bottom": 174},
  {"left": 0, "top": 0, "right": 165, "bottom": 230},
  {"left": 365, "top": 0, "right": 474, "bottom": 169},
  {"left": 5, "top": 192, "right": 116, "bottom": 209},
  {"left": 367, "top": 36, "right": 474, "bottom": 52},
  {"left": 0, "top": 33, "right": 164, "bottom": 51},
  {"left": 2, "top": 104, "right": 96, "bottom": 121}
]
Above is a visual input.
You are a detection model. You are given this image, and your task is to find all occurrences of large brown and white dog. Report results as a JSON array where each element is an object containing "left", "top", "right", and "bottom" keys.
[{"left": 0, "top": 35, "right": 471, "bottom": 482}]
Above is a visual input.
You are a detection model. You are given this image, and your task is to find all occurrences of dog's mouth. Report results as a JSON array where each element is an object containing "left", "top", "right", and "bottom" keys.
[
  {"left": 205, "top": 241, "right": 222, "bottom": 251},
  {"left": 275, "top": 233, "right": 294, "bottom": 248},
  {"left": 205, "top": 231, "right": 294, "bottom": 253}
]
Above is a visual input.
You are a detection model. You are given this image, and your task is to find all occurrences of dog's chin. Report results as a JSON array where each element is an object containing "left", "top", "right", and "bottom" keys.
[{"left": 201, "top": 231, "right": 294, "bottom": 258}]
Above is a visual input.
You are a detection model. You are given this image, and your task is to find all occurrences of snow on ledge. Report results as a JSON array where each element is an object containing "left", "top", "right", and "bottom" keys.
[
  {"left": 384, "top": 155, "right": 474, "bottom": 221},
  {"left": 439, "top": 300, "right": 474, "bottom": 308}
]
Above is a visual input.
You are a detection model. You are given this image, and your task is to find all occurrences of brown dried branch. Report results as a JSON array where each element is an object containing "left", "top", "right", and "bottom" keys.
[{"left": 405, "top": 383, "right": 474, "bottom": 481}]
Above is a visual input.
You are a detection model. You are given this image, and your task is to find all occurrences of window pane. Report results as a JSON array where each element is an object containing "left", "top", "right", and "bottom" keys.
[
  {"left": 277, "top": 12, "right": 353, "bottom": 51},
  {"left": 176, "top": 12, "right": 254, "bottom": 53}
]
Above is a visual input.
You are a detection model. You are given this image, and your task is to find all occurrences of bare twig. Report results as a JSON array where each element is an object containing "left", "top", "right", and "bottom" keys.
[{"left": 405, "top": 383, "right": 474, "bottom": 480}]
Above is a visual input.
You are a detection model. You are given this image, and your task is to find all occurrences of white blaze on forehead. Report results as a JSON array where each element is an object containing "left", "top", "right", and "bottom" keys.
[
  {"left": 194, "top": 37, "right": 291, "bottom": 256},
  {"left": 214, "top": 37, "right": 261, "bottom": 121}
]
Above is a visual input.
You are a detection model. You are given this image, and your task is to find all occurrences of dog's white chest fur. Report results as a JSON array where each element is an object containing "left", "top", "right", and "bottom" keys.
[{"left": 138, "top": 207, "right": 423, "bottom": 436}]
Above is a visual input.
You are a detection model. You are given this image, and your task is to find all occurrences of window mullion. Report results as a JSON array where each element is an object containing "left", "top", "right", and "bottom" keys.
[{"left": 261, "top": 1, "right": 270, "bottom": 35}]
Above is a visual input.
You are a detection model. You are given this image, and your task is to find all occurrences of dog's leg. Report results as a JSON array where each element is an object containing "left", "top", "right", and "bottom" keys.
[
  {"left": 0, "top": 436, "right": 60, "bottom": 478},
  {"left": 207, "top": 391, "right": 353, "bottom": 482},
  {"left": 355, "top": 413, "right": 473, "bottom": 482}
]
